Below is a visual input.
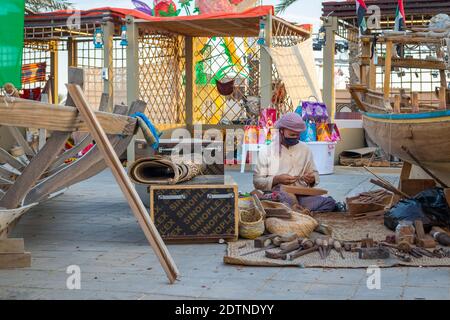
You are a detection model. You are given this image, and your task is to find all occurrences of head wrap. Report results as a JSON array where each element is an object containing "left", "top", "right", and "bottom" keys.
[{"left": 274, "top": 112, "right": 306, "bottom": 133}]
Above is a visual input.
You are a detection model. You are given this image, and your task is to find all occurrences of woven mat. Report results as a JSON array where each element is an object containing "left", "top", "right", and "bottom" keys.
[{"left": 224, "top": 214, "right": 450, "bottom": 268}]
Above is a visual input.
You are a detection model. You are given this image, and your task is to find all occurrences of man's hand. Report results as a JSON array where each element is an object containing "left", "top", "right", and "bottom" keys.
[
  {"left": 301, "top": 172, "right": 316, "bottom": 186},
  {"left": 273, "top": 174, "right": 298, "bottom": 186}
]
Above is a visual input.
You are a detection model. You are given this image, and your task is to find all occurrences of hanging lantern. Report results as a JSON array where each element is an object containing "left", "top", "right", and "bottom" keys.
[
  {"left": 120, "top": 25, "right": 128, "bottom": 47},
  {"left": 93, "top": 28, "right": 104, "bottom": 49},
  {"left": 257, "top": 20, "right": 266, "bottom": 46}
]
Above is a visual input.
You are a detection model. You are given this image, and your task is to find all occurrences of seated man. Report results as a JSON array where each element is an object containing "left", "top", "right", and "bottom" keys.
[{"left": 253, "top": 112, "right": 339, "bottom": 212}]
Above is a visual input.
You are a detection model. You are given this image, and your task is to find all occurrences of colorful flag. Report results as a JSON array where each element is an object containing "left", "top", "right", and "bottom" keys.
[
  {"left": 0, "top": 0, "right": 25, "bottom": 88},
  {"left": 21, "top": 62, "right": 47, "bottom": 84},
  {"left": 395, "top": 0, "right": 406, "bottom": 31},
  {"left": 356, "top": 0, "right": 368, "bottom": 35}
]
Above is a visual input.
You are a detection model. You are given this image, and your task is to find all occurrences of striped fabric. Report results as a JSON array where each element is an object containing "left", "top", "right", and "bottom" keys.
[{"left": 21, "top": 62, "right": 46, "bottom": 84}]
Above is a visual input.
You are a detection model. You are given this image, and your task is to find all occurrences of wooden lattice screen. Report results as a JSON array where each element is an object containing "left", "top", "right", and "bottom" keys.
[{"left": 138, "top": 32, "right": 186, "bottom": 125}]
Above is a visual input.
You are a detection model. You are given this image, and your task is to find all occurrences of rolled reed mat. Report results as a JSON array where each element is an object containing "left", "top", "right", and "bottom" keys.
[{"left": 128, "top": 155, "right": 205, "bottom": 185}]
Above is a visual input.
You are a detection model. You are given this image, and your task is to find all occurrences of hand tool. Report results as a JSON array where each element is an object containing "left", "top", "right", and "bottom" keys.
[
  {"left": 240, "top": 244, "right": 276, "bottom": 256},
  {"left": 279, "top": 233, "right": 298, "bottom": 243},
  {"left": 288, "top": 245, "right": 319, "bottom": 261},
  {"left": 414, "top": 220, "right": 436, "bottom": 248},
  {"left": 280, "top": 239, "right": 302, "bottom": 251},
  {"left": 333, "top": 240, "right": 345, "bottom": 259},
  {"left": 265, "top": 241, "right": 301, "bottom": 260},
  {"left": 430, "top": 227, "right": 450, "bottom": 246},
  {"left": 254, "top": 234, "right": 278, "bottom": 248},
  {"left": 412, "top": 247, "right": 435, "bottom": 258},
  {"left": 358, "top": 246, "right": 390, "bottom": 260},
  {"left": 315, "top": 239, "right": 325, "bottom": 259}
]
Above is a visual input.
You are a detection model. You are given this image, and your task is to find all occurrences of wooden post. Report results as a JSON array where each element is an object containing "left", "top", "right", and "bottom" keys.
[
  {"left": 126, "top": 16, "right": 140, "bottom": 163},
  {"left": 67, "top": 37, "right": 77, "bottom": 67},
  {"left": 384, "top": 41, "right": 393, "bottom": 103},
  {"left": 439, "top": 86, "right": 447, "bottom": 110},
  {"left": 67, "top": 84, "right": 179, "bottom": 284},
  {"left": 394, "top": 94, "right": 401, "bottom": 113},
  {"left": 260, "top": 14, "right": 273, "bottom": 109},
  {"left": 103, "top": 21, "right": 115, "bottom": 113},
  {"left": 369, "top": 54, "right": 376, "bottom": 90},
  {"left": 411, "top": 92, "right": 419, "bottom": 113},
  {"left": 50, "top": 41, "right": 59, "bottom": 105},
  {"left": 185, "top": 36, "right": 194, "bottom": 133},
  {"left": 323, "top": 16, "right": 338, "bottom": 119}
]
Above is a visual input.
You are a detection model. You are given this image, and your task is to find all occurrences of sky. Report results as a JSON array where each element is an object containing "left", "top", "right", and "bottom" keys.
[{"left": 70, "top": 0, "right": 327, "bottom": 31}]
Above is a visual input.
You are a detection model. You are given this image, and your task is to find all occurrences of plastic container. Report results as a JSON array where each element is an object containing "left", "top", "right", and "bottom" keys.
[
  {"left": 305, "top": 141, "right": 337, "bottom": 175},
  {"left": 395, "top": 220, "right": 416, "bottom": 244}
]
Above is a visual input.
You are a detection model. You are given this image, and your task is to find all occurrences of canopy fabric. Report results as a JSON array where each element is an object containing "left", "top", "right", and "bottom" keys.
[
  {"left": 266, "top": 39, "right": 323, "bottom": 107},
  {"left": 0, "top": 0, "right": 25, "bottom": 88},
  {"left": 25, "top": 5, "right": 273, "bottom": 23}
]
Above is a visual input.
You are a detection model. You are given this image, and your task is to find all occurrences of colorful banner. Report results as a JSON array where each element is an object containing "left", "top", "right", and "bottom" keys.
[
  {"left": 21, "top": 62, "right": 47, "bottom": 84},
  {"left": 355, "top": 0, "right": 367, "bottom": 35},
  {"left": 0, "top": 0, "right": 25, "bottom": 88}
]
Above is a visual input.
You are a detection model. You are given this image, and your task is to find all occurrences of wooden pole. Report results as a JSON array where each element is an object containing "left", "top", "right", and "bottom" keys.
[
  {"left": 260, "top": 14, "right": 273, "bottom": 109},
  {"left": 185, "top": 36, "right": 194, "bottom": 133},
  {"left": 383, "top": 41, "right": 393, "bottom": 104},
  {"left": 67, "top": 83, "right": 179, "bottom": 284},
  {"left": 411, "top": 92, "right": 419, "bottom": 113},
  {"left": 439, "top": 86, "right": 447, "bottom": 110},
  {"left": 394, "top": 94, "right": 401, "bottom": 113}
]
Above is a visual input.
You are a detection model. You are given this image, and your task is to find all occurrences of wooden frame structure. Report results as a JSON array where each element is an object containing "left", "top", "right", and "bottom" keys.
[
  {"left": 126, "top": 6, "right": 311, "bottom": 132},
  {"left": 321, "top": 0, "right": 450, "bottom": 118}
]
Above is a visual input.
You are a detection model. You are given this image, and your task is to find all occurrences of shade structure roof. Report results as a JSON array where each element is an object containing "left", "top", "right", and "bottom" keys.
[{"left": 24, "top": 6, "right": 310, "bottom": 39}]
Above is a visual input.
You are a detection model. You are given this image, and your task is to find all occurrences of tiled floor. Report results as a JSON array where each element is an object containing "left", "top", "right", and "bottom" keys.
[{"left": 1, "top": 167, "right": 449, "bottom": 300}]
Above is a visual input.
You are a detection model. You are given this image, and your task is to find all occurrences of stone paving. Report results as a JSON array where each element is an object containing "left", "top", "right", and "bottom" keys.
[{"left": 1, "top": 167, "right": 449, "bottom": 300}]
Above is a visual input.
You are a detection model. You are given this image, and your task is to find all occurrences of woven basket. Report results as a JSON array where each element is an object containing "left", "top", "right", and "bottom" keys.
[
  {"left": 239, "top": 207, "right": 265, "bottom": 240},
  {"left": 265, "top": 210, "right": 318, "bottom": 238}
]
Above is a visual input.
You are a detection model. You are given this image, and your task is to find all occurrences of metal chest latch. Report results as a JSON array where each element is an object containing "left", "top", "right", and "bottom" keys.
[{"left": 207, "top": 193, "right": 234, "bottom": 199}]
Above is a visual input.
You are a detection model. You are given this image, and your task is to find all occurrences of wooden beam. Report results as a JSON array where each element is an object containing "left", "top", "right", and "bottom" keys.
[
  {"left": 0, "top": 148, "right": 25, "bottom": 171},
  {"left": 384, "top": 41, "right": 393, "bottom": 102},
  {"left": 0, "top": 252, "right": 31, "bottom": 269},
  {"left": 0, "top": 132, "right": 70, "bottom": 209},
  {"left": 361, "top": 56, "right": 447, "bottom": 70},
  {"left": 66, "top": 83, "right": 179, "bottom": 284},
  {"left": 185, "top": 35, "right": 194, "bottom": 133},
  {"left": 411, "top": 92, "right": 420, "bottom": 113},
  {"left": 439, "top": 86, "right": 447, "bottom": 110},
  {"left": 394, "top": 95, "right": 401, "bottom": 114},
  {"left": 0, "top": 100, "right": 137, "bottom": 135},
  {"left": 0, "top": 238, "right": 24, "bottom": 253},
  {"left": 6, "top": 127, "right": 35, "bottom": 157}
]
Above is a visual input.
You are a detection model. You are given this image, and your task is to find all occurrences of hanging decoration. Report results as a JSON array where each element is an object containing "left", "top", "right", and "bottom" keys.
[
  {"left": 195, "top": 0, "right": 257, "bottom": 14},
  {"left": 257, "top": 19, "right": 266, "bottom": 46}
]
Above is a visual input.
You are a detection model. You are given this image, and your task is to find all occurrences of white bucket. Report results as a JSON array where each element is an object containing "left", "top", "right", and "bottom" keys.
[{"left": 305, "top": 142, "right": 337, "bottom": 175}]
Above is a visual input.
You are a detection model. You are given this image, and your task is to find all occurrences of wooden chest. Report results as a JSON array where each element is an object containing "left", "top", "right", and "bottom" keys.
[
  {"left": 149, "top": 176, "right": 238, "bottom": 243},
  {"left": 135, "top": 138, "right": 225, "bottom": 175}
]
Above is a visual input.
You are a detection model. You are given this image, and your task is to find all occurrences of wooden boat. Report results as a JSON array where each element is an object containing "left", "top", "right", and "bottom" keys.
[
  {"left": 0, "top": 68, "right": 146, "bottom": 267},
  {"left": 348, "top": 29, "right": 450, "bottom": 188}
]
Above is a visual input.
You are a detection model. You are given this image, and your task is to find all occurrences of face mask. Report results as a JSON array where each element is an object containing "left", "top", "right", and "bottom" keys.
[{"left": 281, "top": 131, "right": 300, "bottom": 146}]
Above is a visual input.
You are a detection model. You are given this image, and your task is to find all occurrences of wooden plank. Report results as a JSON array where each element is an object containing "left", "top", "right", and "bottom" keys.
[
  {"left": 0, "top": 147, "right": 25, "bottom": 171},
  {"left": 369, "top": 56, "right": 376, "bottom": 90},
  {"left": 185, "top": 36, "right": 194, "bottom": 132},
  {"left": 361, "top": 56, "right": 448, "bottom": 70},
  {"left": 439, "top": 86, "right": 447, "bottom": 110},
  {"left": 384, "top": 41, "right": 393, "bottom": 102},
  {"left": 411, "top": 93, "right": 420, "bottom": 113},
  {"left": 280, "top": 185, "right": 328, "bottom": 196},
  {"left": 0, "top": 132, "right": 70, "bottom": 209},
  {"left": 394, "top": 95, "right": 401, "bottom": 114},
  {"left": 6, "top": 127, "right": 35, "bottom": 157},
  {"left": 67, "top": 84, "right": 179, "bottom": 284},
  {"left": 0, "top": 238, "right": 24, "bottom": 253},
  {"left": 0, "top": 100, "right": 137, "bottom": 135},
  {"left": 0, "top": 165, "right": 18, "bottom": 181},
  {"left": 0, "top": 252, "right": 31, "bottom": 269}
]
